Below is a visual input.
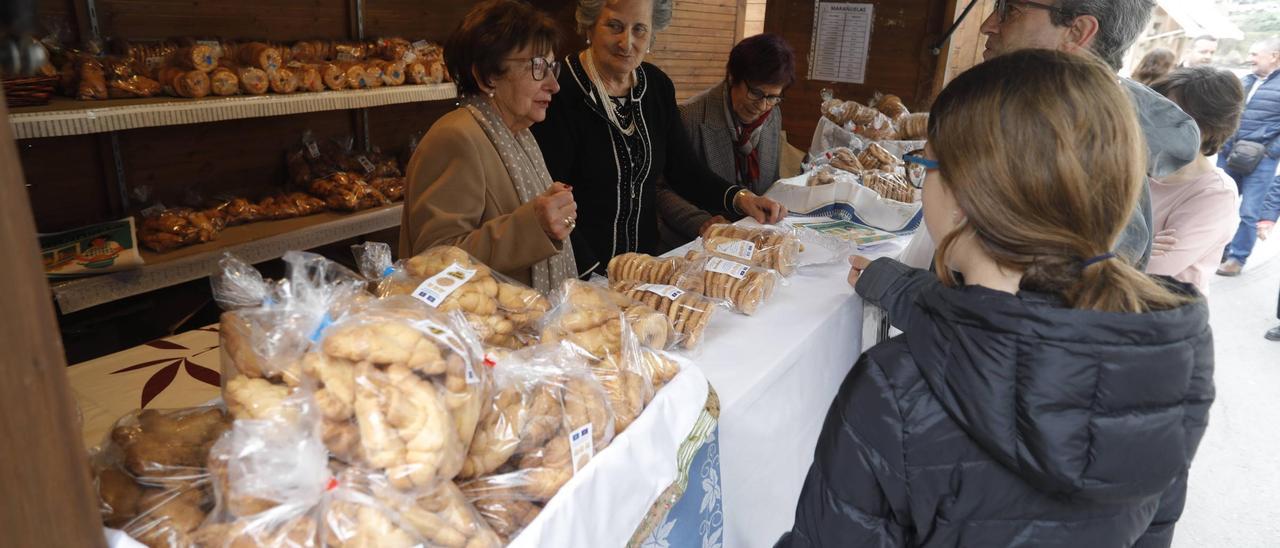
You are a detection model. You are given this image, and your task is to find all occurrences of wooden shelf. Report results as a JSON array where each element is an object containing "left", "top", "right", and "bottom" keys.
[
  {"left": 9, "top": 83, "right": 457, "bottom": 139},
  {"left": 51, "top": 204, "right": 403, "bottom": 314}
]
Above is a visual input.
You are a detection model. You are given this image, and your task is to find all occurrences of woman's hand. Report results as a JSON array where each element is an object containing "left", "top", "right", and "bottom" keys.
[
  {"left": 734, "top": 191, "right": 787, "bottom": 224},
  {"left": 1150, "top": 229, "right": 1178, "bottom": 257},
  {"left": 1258, "top": 221, "right": 1275, "bottom": 241},
  {"left": 847, "top": 255, "right": 871, "bottom": 288},
  {"left": 535, "top": 182, "right": 577, "bottom": 241}
]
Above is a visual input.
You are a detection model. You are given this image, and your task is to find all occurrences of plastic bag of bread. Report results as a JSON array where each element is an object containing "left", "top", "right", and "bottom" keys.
[
  {"left": 339, "top": 61, "right": 371, "bottom": 89},
  {"left": 370, "top": 177, "right": 406, "bottom": 202},
  {"left": 218, "top": 59, "right": 268, "bottom": 95},
  {"left": 462, "top": 347, "right": 614, "bottom": 502},
  {"left": 356, "top": 243, "right": 552, "bottom": 349},
  {"left": 104, "top": 57, "right": 162, "bottom": 98},
  {"left": 869, "top": 92, "right": 910, "bottom": 121},
  {"left": 857, "top": 142, "right": 903, "bottom": 172},
  {"left": 609, "top": 280, "right": 718, "bottom": 349},
  {"left": 286, "top": 130, "right": 348, "bottom": 187},
  {"left": 308, "top": 296, "right": 488, "bottom": 488},
  {"left": 257, "top": 191, "right": 327, "bottom": 220},
  {"left": 156, "top": 65, "right": 211, "bottom": 98},
  {"left": 197, "top": 396, "right": 501, "bottom": 548},
  {"left": 137, "top": 205, "right": 225, "bottom": 253},
  {"left": 208, "top": 66, "right": 240, "bottom": 96},
  {"left": 235, "top": 42, "right": 282, "bottom": 72},
  {"left": 92, "top": 406, "right": 230, "bottom": 547},
  {"left": 288, "top": 62, "right": 325, "bottom": 93},
  {"left": 77, "top": 57, "right": 109, "bottom": 100},
  {"left": 861, "top": 170, "right": 917, "bottom": 204},
  {"left": 896, "top": 112, "right": 929, "bottom": 141},
  {"left": 213, "top": 251, "right": 368, "bottom": 391},
  {"left": 673, "top": 253, "right": 781, "bottom": 316},
  {"left": 541, "top": 278, "right": 675, "bottom": 352},
  {"left": 459, "top": 475, "right": 543, "bottom": 543},
  {"left": 606, "top": 252, "right": 686, "bottom": 286},
  {"left": 700, "top": 223, "right": 801, "bottom": 276},
  {"left": 319, "top": 61, "right": 348, "bottom": 90},
  {"left": 340, "top": 149, "right": 403, "bottom": 180},
  {"left": 209, "top": 197, "right": 265, "bottom": 226},
  {"left": 309, "top": 171, "right": 389, "bottom": 211}
]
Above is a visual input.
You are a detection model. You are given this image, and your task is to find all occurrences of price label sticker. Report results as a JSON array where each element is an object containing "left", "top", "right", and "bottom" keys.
[
  {"left": 412, "top": 40, "right": 430, "bottom": 50},
  {"left": 636, "top": 284, "right": 685, "bottom": 301},
  {"left": 306, "top": 141, "right": 321, "bottom": 159},
  {"left": 401, "top": 51, "right": 417, "bottom": 63},
  {"left": 411, "top": 318, "right": 477, "bottom": 384},
  {"left": 569, "top": 423, "right": 594, "bottom": 472},
  {"left": 705, "top": 257, "right": 749, "bottom": 280},
  {"left": 715, "top": 239, "right": 755, "bottom": 261},
  {"left": 411, "top": 263, "right": 477, "bottom": 308},
  {"left": 357, "top": 155, "right": 376, "bottom": 174}
]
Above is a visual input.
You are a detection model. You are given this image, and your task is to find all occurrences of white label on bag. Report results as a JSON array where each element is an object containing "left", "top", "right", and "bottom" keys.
[
  {"left": 412, "top": 40, "right": 430, "bottom": 50},
  {"left": 636, "top": 284, "right": 685, "bottom": 301},
  {"left": 705, "top": 257, "right": 749, "bottom": 280},
  {"left": 411, "top": 263, "right": 477, "bottom": 308},
  {"left": 357, "top": 155, "right": 376, "bottom": 174},
  {"left": 401, "top": 51, "right": 417, "bottom": 63},
  {"left": 569, "top": 423, "right": 594, "bottom": 472},
  {"left": 306, "top": 141, "right": 321, "bottom": 159},
  {"left": 715, "top": 239, "right": 755, "bottom": 261}
]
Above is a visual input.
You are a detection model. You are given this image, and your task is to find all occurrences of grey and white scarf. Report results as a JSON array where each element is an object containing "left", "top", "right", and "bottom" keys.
[{"left": 462, "top": 95, "right": 577, "bottom": 293}]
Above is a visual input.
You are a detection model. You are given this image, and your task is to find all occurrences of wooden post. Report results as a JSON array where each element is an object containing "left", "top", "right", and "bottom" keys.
[{"left": 0, "top": 87, "right": 107, "bottom": 547}]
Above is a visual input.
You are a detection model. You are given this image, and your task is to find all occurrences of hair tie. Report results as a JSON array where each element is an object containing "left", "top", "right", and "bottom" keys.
[{"left": 1081, "top": 252, "right": 1116, "bottom": 268}]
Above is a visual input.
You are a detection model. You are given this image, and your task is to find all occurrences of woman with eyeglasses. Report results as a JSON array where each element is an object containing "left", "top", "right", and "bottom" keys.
[
  {"left": 656, "top": 33, "right": 797, "bottom": 248},
  {"left": 400, "top": 0, "right": 578, "bottom": 291},
  {"left": 531, "top": 0, "right": 787, "bottom": 276}
]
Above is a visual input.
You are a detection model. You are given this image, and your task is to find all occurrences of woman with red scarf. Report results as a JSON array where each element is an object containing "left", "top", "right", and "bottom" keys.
[{"left": 657, "top": 33, "right": 797, "bottom": 248}]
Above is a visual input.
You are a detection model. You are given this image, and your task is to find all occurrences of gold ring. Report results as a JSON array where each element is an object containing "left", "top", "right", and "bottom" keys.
[{"left": 565, "top": 217, "right": 576, "bottom": 230}]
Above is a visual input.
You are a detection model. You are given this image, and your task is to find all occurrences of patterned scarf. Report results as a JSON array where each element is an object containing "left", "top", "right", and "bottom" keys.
[
  {"left": 725, "top": 86, "right": 770, "bottom": 187},
  {"left": 462, "top": 95, "right": 577, "bottom": 293}
]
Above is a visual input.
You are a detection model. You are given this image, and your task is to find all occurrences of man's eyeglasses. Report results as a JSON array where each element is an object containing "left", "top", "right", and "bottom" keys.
[
  {"left": 745, "top": 84, "right": 784, "bottom": 106},
  {"left": 509, "top": 57, "right": 561, "bottom": 81},
  {"left": 995, "top": 0, "right": 1070, "bottom": 23}
]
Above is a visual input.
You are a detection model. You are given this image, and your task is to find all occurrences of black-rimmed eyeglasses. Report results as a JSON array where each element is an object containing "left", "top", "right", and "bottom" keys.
[
  {"left": 508, "top": 57, "right": 561, "bottom": 81},
  {"left": 745, "top": 84, "right": 784, "bottom": 106},
  {"left": 995, "top": 0, "right": 1070, "bottom": 22}
]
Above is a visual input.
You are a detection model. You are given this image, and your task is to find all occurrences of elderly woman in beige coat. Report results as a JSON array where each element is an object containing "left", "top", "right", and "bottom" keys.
[{"left": 400, "top": 0, "right": 578, "bottom": 291}]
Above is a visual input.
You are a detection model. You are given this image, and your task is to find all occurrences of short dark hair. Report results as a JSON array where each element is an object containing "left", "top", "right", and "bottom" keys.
[
  {"left": 726, "top": 34, "right": 796, "bottom": 89},
  {"left": 1150, "top": 66, "right": 1245, "bottom": 156},
  {"left": 445, "top": 0, "right": 560, "bottom": 95}
]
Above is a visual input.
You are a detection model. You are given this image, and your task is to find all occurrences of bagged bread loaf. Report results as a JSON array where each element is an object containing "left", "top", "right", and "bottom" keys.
[
  {"left": 77, "top": 57, "right": 109, "bottom": 100},
  {"left": 289, "top": 62, "right": 325, "bottom": 92},
  {"left": 701, "top": 223, "right": 802, "bottom": 276},
  {"left": 171, "top": 44, "right": 219, "bottom": 72},
  {"left": 309, "top": 172, "right": 388, "bottom": 211},
  {"left": 104, "top": 57, "right": 162, "bottom": 98},
  {"left": 138, "top": 206, "right": 225, "bottom": 253},
  {"left": 319, "top": 61, "right": 347, "bottom": 90},
  {"left": 861, "top": 170, "right": 916, "bottom": 203},
  {"left": 357, "top": 243, "right": 551, "bottom": 349},
  {"left": 606, "top": 252, "right": 686, "bottom": 287},
  {"left": 897, "top": 112, "right": 929, "bottom": 140},
  {"left": 610, "top": 280, "right": 717, "bottom": 349},
  {"left": 369, "top": 59, "right": 407, "bottom": 86},
  {"left": 461, "top": 346, "right": 615, "bottom": 503},
  {"left": 267, "top": 66, "right": 299, "bottom": 94},
  {"left": 208, "top": 66, "right": 240, "bottom": 96},
  {"left": 157, "top": 66, "right": 211, "bottom": 98},
  {"left": 674, "top": 253, "right": 781, "bottom": 315},
  {"left": 235, "top": 42, "right": 282, "bottom": 72},
  {"left": 91, "top": 406, "right": 230, "bottom": 547}
]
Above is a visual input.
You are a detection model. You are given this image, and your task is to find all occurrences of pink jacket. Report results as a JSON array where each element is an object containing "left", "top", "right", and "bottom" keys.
[{"left": 1147, "top": 168, "right": 1239, "bottom": 296}]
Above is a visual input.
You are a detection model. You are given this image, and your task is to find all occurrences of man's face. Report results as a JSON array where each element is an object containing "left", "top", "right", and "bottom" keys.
[
  {"left": 1186, "top": 39, "right": 1217, "bottom": 66},
  {"left": 1248, "top": 43, "right": 1280, "bottom": 78},
  {"left": 979, "top": 1, "right": 1076, "bottom": 61}
]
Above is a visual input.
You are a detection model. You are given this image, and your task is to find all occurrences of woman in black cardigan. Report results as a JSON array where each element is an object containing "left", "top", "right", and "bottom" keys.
[{"left": 531, "top": 0, "right": 785, "bottom": 275}]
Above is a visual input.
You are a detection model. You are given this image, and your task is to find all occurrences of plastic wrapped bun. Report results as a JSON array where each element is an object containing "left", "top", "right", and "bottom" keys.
[
  {"left": 212, "top": 251, "right": 368, "bottom": 390},
  {"left": 701, "top": 223, "right": 802, "bottom": 276},
  {"left": 606, "top": 252, "right": 686, "bottom": 286},
  {"left": 674, "top": 253, "right": 781, "bottom": 316},
  {"left": 542, "top": 278, "right": 675, "bottom": 352},
  {"left": 92, "top": 406, "right": 230, "bottom": 547},
  {"left": 459, "top": 474, "right": 544, "bottom": 543},
  {"left": 610, "top": 280, "right": 718, "bottom": 349},
  {"left": 355, "top": 242, "right": 551, "bottom": 349}
]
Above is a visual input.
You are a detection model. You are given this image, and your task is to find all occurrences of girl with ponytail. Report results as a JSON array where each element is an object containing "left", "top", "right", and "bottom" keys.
[{"left": 782, "top": 50, "right": 1214, "bottom": 547}]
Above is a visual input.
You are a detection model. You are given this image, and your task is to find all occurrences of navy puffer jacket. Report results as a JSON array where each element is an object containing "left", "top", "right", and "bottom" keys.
[
  {"left": 780, "top": 259, "right": 1214, "bottom": 547},
  {"left": 1223, "top": 71, "right": 1280, "bottom": 159}
]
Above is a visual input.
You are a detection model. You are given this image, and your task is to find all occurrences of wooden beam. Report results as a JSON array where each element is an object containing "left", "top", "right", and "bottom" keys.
[{"left": 0, "top": 83, "right": 107, "bottom": 548}]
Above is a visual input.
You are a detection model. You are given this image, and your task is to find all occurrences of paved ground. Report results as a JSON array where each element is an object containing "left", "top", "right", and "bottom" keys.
[{"left": 1174, "top": 237, "right": 1280, "bottom": 547}]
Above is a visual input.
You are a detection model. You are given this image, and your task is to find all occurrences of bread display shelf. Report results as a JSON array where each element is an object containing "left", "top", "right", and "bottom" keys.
[
  {"left": 51, "top": 204, "right": 403, "bottom": 314},
  {"left": 9, "top": 83, "right": 457, "bottom": 139}
]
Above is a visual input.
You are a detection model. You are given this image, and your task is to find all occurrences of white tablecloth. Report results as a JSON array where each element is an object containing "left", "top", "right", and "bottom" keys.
[{"left": 689, "top": 259, "right": 867, "bottom": 547}]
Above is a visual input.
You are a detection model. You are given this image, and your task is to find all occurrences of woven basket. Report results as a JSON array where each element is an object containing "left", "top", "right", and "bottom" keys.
[{"left": 3, "top": 75, "right": 59, "bottom": 108}]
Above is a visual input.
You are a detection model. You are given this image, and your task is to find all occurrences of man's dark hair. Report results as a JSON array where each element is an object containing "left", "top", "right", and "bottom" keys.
[
  {"left": 1150, "top": 66, "right": 1245, "bottom": 156},
  {"left": 726, "top": 33, "right": 797, "bottom": 89},
  {"left": 445, "top": 0, "right": 560, "bottom": 95}
]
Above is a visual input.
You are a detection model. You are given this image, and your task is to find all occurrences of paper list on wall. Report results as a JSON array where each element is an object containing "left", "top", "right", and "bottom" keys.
[{"left": 809, "top": 2, "right": 874, "bottom": 84}]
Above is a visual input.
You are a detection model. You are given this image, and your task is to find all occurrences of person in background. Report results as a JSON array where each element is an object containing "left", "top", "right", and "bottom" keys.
[
  {"left": 973, "top": 0, "right": 1201, "bottom": 268},
  {"left": 1216, "top": 37, "right": 1280, "bottom": 277},
  {"left": 532, "top": 0, "right": 785, "bottom": 276},
  {"left": 1257, "top": 170, "right": 1280, "bottom": 341},
  {"left": 1133, "top": 47, "right": 1176, "bottom": 86},
  {"left": 1145, "top": 67, "right": 1244, "bottom": 296},
  {"left": 656, "top": 33, "right": 796, "bottom": 248},
  {"left": 782, "top": 50, "right": 1213, "bottom": 547},
  {"left": 1183, "top": 35, "right": 1219, "bottom": 67},
  {"left": 400, "top": 0, "right": 578, "bottom": 291}
]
